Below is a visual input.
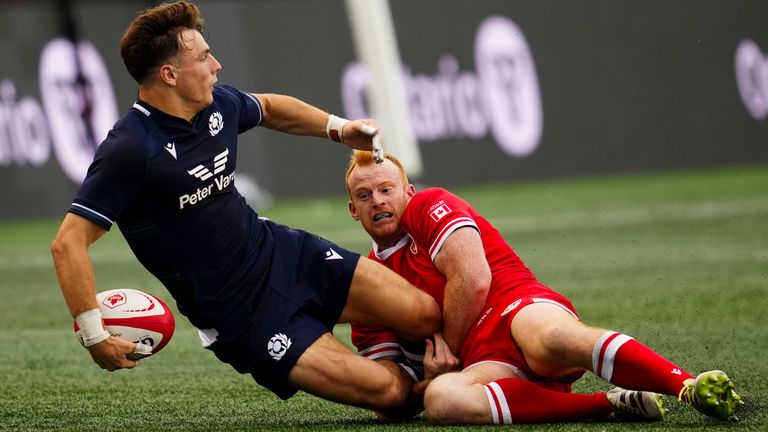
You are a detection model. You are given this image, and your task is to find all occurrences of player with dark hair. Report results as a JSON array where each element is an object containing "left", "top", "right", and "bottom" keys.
[
  {"left": 50, "top": 1, "right": 441, "bottom": 411},
  {"left": 344, "top": 150, "right": 743, "bottom": 424}
]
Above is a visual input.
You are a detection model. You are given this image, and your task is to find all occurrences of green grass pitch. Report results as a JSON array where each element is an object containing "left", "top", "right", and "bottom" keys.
[{"left": 0, "top": 165, "right": 765, "bottom": 431}]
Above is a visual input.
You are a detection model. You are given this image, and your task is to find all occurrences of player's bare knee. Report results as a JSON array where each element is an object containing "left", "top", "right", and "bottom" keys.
[
  {"left": 524, "top": 321, "right": 593, "bottom": 378},
  {"left": 538, "top": 322, "right": 573, "bottom": 360},
  {"left": 424, "top": 374, "right": 475, "bottom": 424}
]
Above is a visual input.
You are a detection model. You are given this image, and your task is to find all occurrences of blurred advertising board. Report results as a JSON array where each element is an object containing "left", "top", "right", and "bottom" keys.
[{"left": 1, "top": 0, "right": 766, "bottom": 219}]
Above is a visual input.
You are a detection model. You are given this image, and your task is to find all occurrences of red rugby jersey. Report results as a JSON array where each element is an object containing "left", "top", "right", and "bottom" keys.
[{"left": 352, "top": 188, "right": 537, "bottom": 362}]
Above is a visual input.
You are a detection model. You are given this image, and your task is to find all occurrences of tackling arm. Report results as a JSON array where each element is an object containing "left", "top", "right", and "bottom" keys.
[{"left": 433, "top": 227, "right": 492, "bottom": 355}]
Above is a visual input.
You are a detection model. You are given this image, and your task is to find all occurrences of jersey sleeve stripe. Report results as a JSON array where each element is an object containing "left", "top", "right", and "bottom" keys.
[
  {"left": 428, "top": 216, "right": 478, "bottom": 260},
  {"left": 69, "top": 203, "right": 114, "bottom": 229},
  {"left": 365, "top": 349, "right": 403, "bottom": 360},
  {"left": 245, "top": 93, "right": 264, "bottom": 126},
  {"left": 357, "top": 342, "right": 400, "bottom": 356}
]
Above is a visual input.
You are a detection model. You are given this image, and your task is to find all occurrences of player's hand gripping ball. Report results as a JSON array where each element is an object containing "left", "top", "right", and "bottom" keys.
[{"left": 74, "top": 289, "right": 175, "bottom": 356}]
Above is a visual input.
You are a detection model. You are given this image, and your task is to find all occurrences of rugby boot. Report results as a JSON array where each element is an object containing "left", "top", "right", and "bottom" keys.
[
  {"left": 607, "top": 387, "right": 667, "bottom": 421},
  {"left": 678, "top": 370, "right": 743, "bottom": 421}
]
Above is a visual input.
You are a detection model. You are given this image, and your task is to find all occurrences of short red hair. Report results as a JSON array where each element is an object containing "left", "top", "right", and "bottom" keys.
[{"left": 345, "top": 150, "right": 409, "bottom": 197}]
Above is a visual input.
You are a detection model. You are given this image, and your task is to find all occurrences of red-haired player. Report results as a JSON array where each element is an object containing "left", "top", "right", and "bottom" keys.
[{"left": 345, "top": 150, "right": 742, "bottom": 424}]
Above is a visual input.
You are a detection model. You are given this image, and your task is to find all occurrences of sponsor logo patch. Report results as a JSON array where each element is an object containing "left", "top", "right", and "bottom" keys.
[
  {"left": 187, "top": 148, "right": 229, "bottom": 181},
  {"left": 178, "top": 148, "right": 235, "bottom": 209}
]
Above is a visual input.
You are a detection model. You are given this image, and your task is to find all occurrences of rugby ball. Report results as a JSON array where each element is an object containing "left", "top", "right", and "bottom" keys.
[{"left": 74, "top": 288, "right": 175, "bottom": 356}]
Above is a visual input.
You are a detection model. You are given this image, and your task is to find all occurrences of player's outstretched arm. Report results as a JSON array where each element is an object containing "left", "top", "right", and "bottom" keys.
[
  {"left": 51, "top": 213, "right": 142, "bottom": 370},
  {"left": 253, "top": 93, "right": 380, "bottom": 151}
]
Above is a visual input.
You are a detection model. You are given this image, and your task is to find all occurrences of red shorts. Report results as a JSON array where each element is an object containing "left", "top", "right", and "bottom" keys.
[{"left": 460, "top": 282, "right": 582, "bottom": 392}]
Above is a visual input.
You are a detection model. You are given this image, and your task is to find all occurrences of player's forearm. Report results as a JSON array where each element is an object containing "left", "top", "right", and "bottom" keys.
[
  {"left": 52, "top": 239, "right": 99, "bottom": 317},
  {"left": 51, "top": 216, "right": 101, "bottom": 317},
  {"left": 256, "top": 93, "right": 328, "bottom": 137}
]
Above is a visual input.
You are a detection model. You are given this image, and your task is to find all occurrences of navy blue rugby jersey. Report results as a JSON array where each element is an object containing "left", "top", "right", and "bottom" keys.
[{"left": 70, "top": 85, "right": 270, "bottom": 330}]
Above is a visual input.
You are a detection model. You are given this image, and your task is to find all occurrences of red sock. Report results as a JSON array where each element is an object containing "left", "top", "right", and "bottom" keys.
[
  {"left": 592, "top": 331, "right": 694, "bottom": 396},
  {"left": 484, "top": 378, "right": 612, "bottom": 424}
]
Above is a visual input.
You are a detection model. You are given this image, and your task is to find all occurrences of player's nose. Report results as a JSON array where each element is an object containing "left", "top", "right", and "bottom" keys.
[
  {"left": 211, "top": 54, "right": 222, "bottom": 73},
  {"left": 371, "top": 193, "right": 386, "bottom": 207}
]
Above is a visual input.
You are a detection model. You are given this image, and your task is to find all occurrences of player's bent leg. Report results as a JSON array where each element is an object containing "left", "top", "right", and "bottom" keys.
[
  {"left": 338, "top": 256, "right": 440, "bottom": 341},
  {"left": 511, "top": 302, "right": 603, "bottom": 378},
  {"left": 424, "top": 372, "right": 492, "bottom": 424},
  {"left": 288, "top": 332, "right": 410, "bottom": 410},
  {"left": 512, "top": 303, "right": 698, "bottom": 399},
  {"left": 425, "top": 365, "right": 649, "bottom": 424},
  {"left": 424, "top": 361, "right": 522, "bottom": 424}
]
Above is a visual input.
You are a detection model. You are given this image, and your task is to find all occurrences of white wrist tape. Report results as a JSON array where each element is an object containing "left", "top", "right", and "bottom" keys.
[
  {"left": 75, "top": 308, "right": 110, "bottom": 348},
  {"left": 326, "top": 114, "right": 350, "bottom": 143}
]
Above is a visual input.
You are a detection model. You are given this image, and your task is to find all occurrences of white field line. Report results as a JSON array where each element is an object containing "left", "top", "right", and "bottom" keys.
[{"left": 2, "top": 197, "right": 766, "bottom": 271}]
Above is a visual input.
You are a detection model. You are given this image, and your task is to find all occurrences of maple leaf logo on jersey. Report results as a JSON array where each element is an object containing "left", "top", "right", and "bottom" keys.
[
  {"left": 209, "top": 111, "right": 224, "bottom": 136},
  {"left": 429, "top": 203, "right": 452, "bottom": 222}
]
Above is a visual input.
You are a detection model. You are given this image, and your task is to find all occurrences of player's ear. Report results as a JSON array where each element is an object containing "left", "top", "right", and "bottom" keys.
[
  {"left": 159, "top": 64, "right": 177, "bottom": 85},
  {"left": 348, "top": 200, "right": 360, "bottom": 221},
  {"left": 406, "top": 184, "right": 416, "bottom": 199}
]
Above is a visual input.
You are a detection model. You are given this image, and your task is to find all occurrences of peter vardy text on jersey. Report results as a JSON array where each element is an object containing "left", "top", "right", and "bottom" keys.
[{"left": 178, "top": 171, "right": 235, "bottom": 209}]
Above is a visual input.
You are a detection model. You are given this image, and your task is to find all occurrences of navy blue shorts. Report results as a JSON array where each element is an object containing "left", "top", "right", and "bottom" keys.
[{"left": 207, "top": 219, "right": 360, "bottom": 399}]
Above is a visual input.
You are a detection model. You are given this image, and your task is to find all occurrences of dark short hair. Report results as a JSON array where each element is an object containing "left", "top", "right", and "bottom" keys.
[{"left": 119, "top": 1, "right": 205, "bottom": 84}]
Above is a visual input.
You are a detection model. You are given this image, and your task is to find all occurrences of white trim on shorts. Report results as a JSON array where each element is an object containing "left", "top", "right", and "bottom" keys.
[
  {"left": 463, "top": 360, "right": 531, "bottom": 381},
  {"left": 530, "top": 297, "right": 579, "bottom": 320}
]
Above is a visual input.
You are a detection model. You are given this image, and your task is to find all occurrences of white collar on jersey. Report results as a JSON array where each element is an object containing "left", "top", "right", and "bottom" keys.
[
  {"left": 374, "top": 235, "right": 411, "bottom": 261},
  {"left": 132, "top": 102, "right": 151, "bottom": 116}
]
